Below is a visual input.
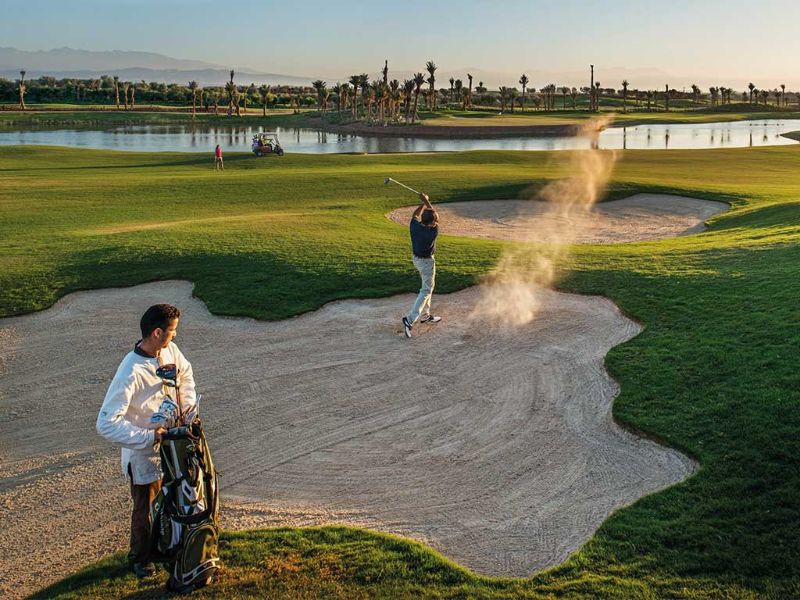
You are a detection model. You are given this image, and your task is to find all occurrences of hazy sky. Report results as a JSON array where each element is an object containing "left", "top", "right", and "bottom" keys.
[{"left": 3, "top": 0, "right": 799, "bottom": 85}]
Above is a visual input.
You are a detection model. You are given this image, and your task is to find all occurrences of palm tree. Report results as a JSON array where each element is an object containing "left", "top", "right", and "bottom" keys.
[
  {"left": 332, "top": 82, "right": 343, "bottom": 114},
  {"left": 781, "top": 83, "right": 786, "bottom": 107},
  {"left": 225, "top": 70, "right": 240, "bottom": 116},
  {"left": 389, "top": 79, "right": 399, "bottom": 119},
  {"left": 113, "top": 75, "right": 120, "bottom": 108},
  {"left": 449, "top": 77, "right": 455, "bottom": 104},
  {"left": 664, "top": 84, "right": 669, "bottom": 111},
  {"left": 210, "top": 91, "right": 218, "bottom": 115},
  {"left": 321, "top": 87, "right": 331, "bottom": 116},
  {"left": 348, "top": 75, "right": 361, "bottom": 119},
  {"left": 371, "top": 80, "right": 384, "bottom": 123},
  {"left": 561, "top": 86, "right": 570, "bottom": 109},
  {"left": 518, "top": 74, "right": 529, "bottom": 112},
  {"left": 18, "top": 70, "right": 26, "bottom": 110},
  {"left": 188, "top": 81, "right": 198, "bottom": 117},
  {"left": 312, "top": 80, "right": 327, "bottom": 114},
  {"left": 748, "top": 82, "right": 755, "bottom": 104},
  {"left": 359, "top": 74, "right": 370, "bottom": 119},
  {"left": 690, "top": 84, "right": 700, "bottom": 105},
  {"left": 363, "top": 82, "right": 376, "bottom": 121},
  {"left": 403, "top": 79, "right": 415, "bottom": 123},
  {"left": 467, "top": 73, "right": 473, "bottom": 108},
  {"left": 498, "top": 86, "right": 509, "bottom": 112},
  {"left": 246, "top": 84, "right": 257, "bottom": 114},
  {"left": 425, "top": 61, "right": 438, "bottom": 111},
  {"left": 259, "top": 84, "right": 272, "bottom": 116},
  {"left": 570, "top": 87, "right": 578, "bottom": 109},
  {"left": 645, "top": 90, "right": 654, "bottom": 111},
  {"left": 723, "top": 87, "right": 733, "bottom": 105},
  {"left": 130, "top": 83, "right": 136, "bottom": 109},
  {"left": 412, "top": 72, "right": 426, "bottom": 123},
  {"left": 454, "top": 79, "right": 463, "bottom": 111},
  {"left": 509, "top": 88, "right": 519, "bottom": 113},
  {"left": 122, "top": 81, "right": 130, "bottom": 110},
  {"left": 760, "top": 89, "right": 769, "bottom": 106},
  {"left": 621, "top": 80, "right": 629, "bottom": 113}
]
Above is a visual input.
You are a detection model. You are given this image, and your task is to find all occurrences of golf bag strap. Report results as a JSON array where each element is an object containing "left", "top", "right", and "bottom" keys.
[{"left": 170, "top": 507, "right": 213, "bottom": 526}]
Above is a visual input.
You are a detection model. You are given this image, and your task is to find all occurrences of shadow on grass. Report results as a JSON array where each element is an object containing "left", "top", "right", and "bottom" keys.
[
  {"left": 42, "top": 243, "right": 484, "bottom": 322},
  {"left": 29, "top": 555, "right": 132, "bottom": 599}
]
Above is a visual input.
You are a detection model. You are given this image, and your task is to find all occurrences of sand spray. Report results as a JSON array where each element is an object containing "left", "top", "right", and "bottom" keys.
[{"left": 471, "top": 118, "right": 616, "bottom": 327}]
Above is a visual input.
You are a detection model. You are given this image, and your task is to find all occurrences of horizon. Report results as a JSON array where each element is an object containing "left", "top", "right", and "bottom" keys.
[{"left": 2, "top": 0, "right": 800, "bottom": 89}]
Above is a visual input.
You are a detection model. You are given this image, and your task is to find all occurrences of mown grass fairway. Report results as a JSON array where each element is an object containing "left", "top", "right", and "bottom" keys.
[{"left": 4, "top": 144, "right": 800, "bottom": 598}]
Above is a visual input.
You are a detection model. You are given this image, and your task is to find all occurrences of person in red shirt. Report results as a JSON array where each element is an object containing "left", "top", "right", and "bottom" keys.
[{"left": 214, "top": 144, "right": 224, "bottom": 170}]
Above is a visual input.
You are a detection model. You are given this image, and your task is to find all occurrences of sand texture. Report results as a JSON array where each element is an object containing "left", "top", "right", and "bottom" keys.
[
  {"left": 387, "top": 194, "right": 728, "bottom": 244},
  {"left": 0, "top": 280, "right": 695, "bottom": 597}
]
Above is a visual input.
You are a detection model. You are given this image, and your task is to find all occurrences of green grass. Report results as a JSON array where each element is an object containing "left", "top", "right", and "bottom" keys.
[
  {"left": 2, "top": 104, "right": 798, "bottom": 133},
  {"left": 4, "top": 144, "right": 800, "bottom": 598},
  {"left": 0, "top": 108, "right": 310, "bottom": 129}
]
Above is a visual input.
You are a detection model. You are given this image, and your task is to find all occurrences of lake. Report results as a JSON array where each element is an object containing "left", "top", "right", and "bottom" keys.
[{"left": 0, "top": 119, "right": 798, "bottom": 153}]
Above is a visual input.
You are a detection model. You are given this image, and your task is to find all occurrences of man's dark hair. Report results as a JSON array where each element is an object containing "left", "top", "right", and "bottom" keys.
[
  {"left": 140, "top": 304, "right": 181, "bottom": 338},
  {"left": 421, "top": 209, "right": 437, "bottom": 226}
]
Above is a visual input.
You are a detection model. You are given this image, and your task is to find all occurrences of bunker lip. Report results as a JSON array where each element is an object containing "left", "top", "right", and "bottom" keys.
[
  {"left": 387, "top": 194, "right": 730, "bottom": 244},
  {"left": 0, "top": 279, "right": 695, "bottom": 597}
]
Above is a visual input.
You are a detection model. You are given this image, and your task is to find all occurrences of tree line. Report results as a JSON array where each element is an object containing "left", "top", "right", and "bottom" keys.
[
  {"left": 3, "top": 67, "right": 797, "bottom": 119},
  {"left": 1, "top": 70, "right": 325, "bottom": 113}
]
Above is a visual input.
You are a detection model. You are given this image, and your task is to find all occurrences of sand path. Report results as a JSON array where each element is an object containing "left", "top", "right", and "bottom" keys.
[
  {"left": 1, "top": 275, "right": 696, "bottom": 597},
  {"left": 387, "top": 193, "right": 728, "bottom": 244}
]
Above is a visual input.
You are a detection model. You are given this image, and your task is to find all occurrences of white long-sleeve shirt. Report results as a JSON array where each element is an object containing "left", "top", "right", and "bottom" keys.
[{"left": 96, "top": 341, "right": 197, "bottom": 484}]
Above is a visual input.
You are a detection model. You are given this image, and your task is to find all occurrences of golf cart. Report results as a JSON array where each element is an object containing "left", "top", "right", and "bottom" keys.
[{"left": 251, "top": 132, "right": 284, "bottom": 157}]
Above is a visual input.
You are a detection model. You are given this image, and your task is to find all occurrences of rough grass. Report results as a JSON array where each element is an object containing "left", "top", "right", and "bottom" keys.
[
  {"left": 2, "top": 105, "right": 797, "bottom": 132},
  {"left": 3, "top": 144, "right": 800, "bottom": 598}
]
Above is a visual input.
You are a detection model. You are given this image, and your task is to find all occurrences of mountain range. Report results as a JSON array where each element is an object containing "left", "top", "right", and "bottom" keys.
[
  {"left": 0, "top": 47, "right": 786, "bottom": 92},
  {"left": 0, "top": 47, "right": 314, "bottom": 87}
]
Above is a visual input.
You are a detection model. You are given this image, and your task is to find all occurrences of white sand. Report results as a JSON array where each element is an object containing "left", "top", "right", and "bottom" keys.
[
  {"left": 387, "top": 193, "right": 728, "bottom": 244},
  {"left": 0, "top": 279, "right": 695, "bottom": 597}
]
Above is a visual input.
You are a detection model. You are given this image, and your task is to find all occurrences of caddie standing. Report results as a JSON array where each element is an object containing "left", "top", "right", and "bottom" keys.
[
  {"left": 96, "top": 304, "right": 197, "bottom": 578},
  {"left": 402, "top": 192, "right": 442, "bottom": 338}
]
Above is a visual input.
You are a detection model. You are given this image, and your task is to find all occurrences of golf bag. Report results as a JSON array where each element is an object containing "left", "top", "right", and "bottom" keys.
[
  {"left": 150, "top": 419, "right": 220, "bottom": 590},
  {"left": 149, "top": 363, "right": 220, "bottom": 591}
]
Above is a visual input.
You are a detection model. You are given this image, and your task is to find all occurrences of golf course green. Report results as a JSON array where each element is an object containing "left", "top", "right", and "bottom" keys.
[{"left": 3, "top": 143, "right": 800, "bottom": 599}]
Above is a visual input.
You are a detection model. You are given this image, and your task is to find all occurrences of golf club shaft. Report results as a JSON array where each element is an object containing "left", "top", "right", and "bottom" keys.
[{"left": 388, "top": 178, "right": 421, "bottom": 196}]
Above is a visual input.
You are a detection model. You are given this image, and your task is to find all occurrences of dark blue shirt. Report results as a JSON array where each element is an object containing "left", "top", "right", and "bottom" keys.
[{"left": 410, "top": 218, "right": 438, "bottom": 258}]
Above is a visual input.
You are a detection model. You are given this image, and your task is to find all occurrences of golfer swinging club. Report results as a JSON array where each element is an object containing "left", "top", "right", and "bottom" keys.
[
  {"left": 96, "top": 304, "right": 198, "bottom": 578},
  {"left": 403, "top": 192, "right": 442, "bottom": 338}
]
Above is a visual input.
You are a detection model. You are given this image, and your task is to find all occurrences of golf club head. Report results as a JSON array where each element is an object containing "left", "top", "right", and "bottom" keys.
[
  {"left": 384, "top": 177, "right": 391, "bottom": 185},
  {"left": 156, "top": 363, "right": 178, "bottom": 381}
]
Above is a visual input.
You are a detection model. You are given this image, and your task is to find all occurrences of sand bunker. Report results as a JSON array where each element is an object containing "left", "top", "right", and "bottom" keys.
[
  {"left": 387, "top": 193, "right": 728, "bottom": 244},
  {"left": 0, "top": 280, "right": 695, "bottom": 597}
]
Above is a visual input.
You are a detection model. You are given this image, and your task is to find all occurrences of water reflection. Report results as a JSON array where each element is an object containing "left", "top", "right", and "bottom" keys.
[{"left": 0, "top": 119, "right": 799, "bottom": 154}]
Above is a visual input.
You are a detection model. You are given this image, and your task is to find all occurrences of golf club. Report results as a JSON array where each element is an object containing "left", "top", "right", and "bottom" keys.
[{"left": 384, "top": 177, "right": 422, "bottom": 196}]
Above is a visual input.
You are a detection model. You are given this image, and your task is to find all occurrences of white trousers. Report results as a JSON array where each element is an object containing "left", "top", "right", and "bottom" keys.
[{"left": 406, "top": 255, "right": 435, "bottom": 324}]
